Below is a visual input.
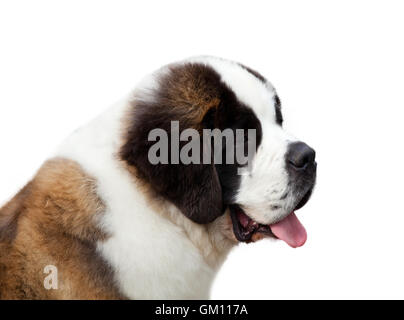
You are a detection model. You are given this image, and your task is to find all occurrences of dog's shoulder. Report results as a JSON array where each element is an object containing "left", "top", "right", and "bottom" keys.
[{"left": 0, "top": 158, "right": 123, "bottom": 299}]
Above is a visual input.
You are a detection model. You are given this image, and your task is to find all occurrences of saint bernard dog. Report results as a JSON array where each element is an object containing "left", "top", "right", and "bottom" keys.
[{"left": 0, "top": 56, "right": 316, "bottom": 299}]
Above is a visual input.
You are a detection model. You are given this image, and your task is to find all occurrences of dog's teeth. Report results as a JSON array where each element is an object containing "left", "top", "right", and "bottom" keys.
[{"left": 248, "top": 222, "right": 257, "bottom": 229}]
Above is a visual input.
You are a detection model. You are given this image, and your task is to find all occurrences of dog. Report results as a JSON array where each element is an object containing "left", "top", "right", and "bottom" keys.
[{"left": 0, "top": 56, "right": 316, "bottom": 299}]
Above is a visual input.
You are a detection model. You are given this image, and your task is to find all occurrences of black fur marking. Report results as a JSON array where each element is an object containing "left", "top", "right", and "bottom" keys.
[
  {"left": 239, "top": 62, "right": 283, "bottom": 126},
  {"left": 238, "top": 63, "right": 267, "bottom": 83},
  {"left": 120, "top": 63, "right": 262, "bottom": 224},
  {"left": 274, "top": 95, "right": 283, "bottom": 126}
]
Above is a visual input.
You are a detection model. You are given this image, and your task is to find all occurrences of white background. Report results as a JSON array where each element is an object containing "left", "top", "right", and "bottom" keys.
[{"left": 1, "top": 0, "right": 403, "bottom": 299}]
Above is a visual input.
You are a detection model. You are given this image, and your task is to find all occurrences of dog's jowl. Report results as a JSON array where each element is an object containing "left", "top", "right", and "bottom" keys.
[{"left": 0, "top": 56, "right": 316, "bottom": 299}]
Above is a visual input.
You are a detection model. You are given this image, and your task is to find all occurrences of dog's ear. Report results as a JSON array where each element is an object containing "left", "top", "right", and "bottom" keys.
[
  {"left": 162, "top": 160, "right": 223, "bottom": 224},
  {"left": 179, "top": 106, "right": 224, "bottom": 223},
  {"left": 120, "top": 101, "right": 224, "bottom": 224}
]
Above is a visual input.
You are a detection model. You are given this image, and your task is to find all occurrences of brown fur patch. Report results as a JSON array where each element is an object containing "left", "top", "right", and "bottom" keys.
[
  {"left": 0, "top": 158, "right": 123, "bottom": 300},
  {"left": 158, "top": 64, "right": 222, "bottom": 128},
  {"left": 0, "top": 183, "right": 32, "bottom": 243}
]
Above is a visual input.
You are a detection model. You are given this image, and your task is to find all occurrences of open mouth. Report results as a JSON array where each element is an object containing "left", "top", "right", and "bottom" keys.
[{"left": 229, "top": 188, "right": 313, "bottom": 247}]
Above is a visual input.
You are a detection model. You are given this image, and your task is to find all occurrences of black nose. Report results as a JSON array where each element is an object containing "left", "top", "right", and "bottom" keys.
[{"left": 287, "top": 142, "right": 316, "bottom": 169}]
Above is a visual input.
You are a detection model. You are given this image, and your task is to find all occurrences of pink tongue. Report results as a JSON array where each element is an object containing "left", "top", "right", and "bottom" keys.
[{"left": 269, "top": 212, "right": 307, "bottom": 248}]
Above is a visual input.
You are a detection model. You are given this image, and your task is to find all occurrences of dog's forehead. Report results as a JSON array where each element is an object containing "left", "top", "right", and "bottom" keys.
[{"left": 185, "top": 56, "right": 278, "bottom": 124}]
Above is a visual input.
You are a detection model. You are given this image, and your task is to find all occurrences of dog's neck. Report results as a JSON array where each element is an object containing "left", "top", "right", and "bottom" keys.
[{"left": 56, "top": 101, "right": 235, "bottom": 299}]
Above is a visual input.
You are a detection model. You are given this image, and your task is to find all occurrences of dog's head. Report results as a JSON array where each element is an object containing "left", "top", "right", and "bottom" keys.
[{"left": 121, "top": 56, "right": 316, "bottom": 248}]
